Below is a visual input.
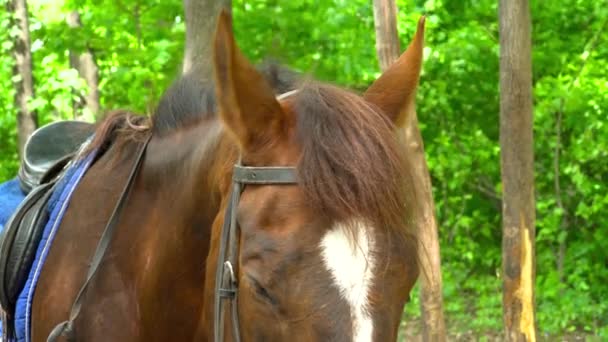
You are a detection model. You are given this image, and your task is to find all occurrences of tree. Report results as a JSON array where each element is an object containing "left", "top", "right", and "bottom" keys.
[
  {"left": 182, "top": 0, "right": 231, "bottom": 79},
  {"left": 371, "top": 0, "right": 447, "bottom": 340},
  {"left": 6, "top": 0, "right": 37, "bottom": 156},
  {"left": 67, "top": 11, "right": 100, "bottom": 120},
  {"left": 372, "top": 0, "right": 400, "bottom": 71},
  {"left": 499, "top": 0, "right": 537, "bottom": 340}
]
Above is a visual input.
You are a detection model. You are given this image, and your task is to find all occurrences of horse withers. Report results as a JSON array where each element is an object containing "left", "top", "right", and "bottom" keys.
[{"left": 30, "top": 11, "right": 426, "bottom": 342}]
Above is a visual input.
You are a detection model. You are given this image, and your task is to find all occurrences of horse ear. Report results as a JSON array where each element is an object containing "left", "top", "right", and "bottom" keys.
[
  {"left": 364, "top": 16, "right": 425, "bottom": 127},
  {"left": 213, "top": 10, "right": 285, "bottom": 150}
]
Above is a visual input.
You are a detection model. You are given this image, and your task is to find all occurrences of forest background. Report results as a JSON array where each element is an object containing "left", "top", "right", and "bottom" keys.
[{"left": 0, "top": 0, "right": 606, "bottom": 338}]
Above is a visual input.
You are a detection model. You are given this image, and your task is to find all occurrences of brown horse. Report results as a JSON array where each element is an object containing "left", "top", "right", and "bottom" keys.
[{"left": 31, "top": 12, "right": 425, "bottom": 342}]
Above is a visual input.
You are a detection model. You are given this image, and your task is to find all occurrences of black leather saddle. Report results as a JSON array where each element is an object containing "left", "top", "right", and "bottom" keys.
[
  {"left": 0, "top": 120, "right": 93, "bottom": 333},
  {"left": 18, "top": 120, "right": 94, "bottom": 194}
]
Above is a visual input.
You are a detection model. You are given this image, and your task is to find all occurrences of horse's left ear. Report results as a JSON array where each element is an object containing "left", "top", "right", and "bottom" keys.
[
  {"left": 213, "top": 10, "right": 285, "bottom": 150},
  {"left": 364, "top": 16, "right": 425, "bottom": 128}
]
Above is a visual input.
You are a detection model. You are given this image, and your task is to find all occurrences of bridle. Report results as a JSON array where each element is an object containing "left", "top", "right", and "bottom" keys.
[
  {"left": 214, "top": 89, "right": 299, "bottom": 342},
  {"left": 213, "top": 163, "right": 298, "bottom": 342}
]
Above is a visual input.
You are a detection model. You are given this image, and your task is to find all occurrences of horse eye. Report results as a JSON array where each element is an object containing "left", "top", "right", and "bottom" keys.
[{"left": 248, "top": 276, "right": 278, "bottom": 306}]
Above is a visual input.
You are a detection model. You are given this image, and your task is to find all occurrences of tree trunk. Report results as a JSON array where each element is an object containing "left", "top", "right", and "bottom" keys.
[
  {"left": 372, "top": 1, "right": 447, "bottom": 340},
  {"left": 499, "top": 0, "right": 537, "bottom": 341},
  {"left": 182, "top": 0, "right": 231, "bottom": 79},
  {"left": 7, "top": 0, "right": 37, "bottom": 157},
  {"left": 372, "top": 0, "right": 400, "bottom": 70},
  {"left": 67, "top": 11, "right": 101, "bottom": 121},
  {"left": 405, "top": 113, "right": 446, "bottom": 342}
]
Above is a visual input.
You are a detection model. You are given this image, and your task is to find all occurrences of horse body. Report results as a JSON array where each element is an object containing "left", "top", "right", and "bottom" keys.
[
  {"left": 32, "top": 118, "right": 225, "bottom": 341},
  {"left": 29, "top": 12, "right": 426, "bottom": 342}
]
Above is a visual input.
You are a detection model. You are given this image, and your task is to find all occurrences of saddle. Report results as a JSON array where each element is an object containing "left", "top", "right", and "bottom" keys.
[
  {"left": 18, "top": 120, "right": 94, "bottom": 194},
  {"left": 0, "top": 120, "right": 93, "bottom": 327}
]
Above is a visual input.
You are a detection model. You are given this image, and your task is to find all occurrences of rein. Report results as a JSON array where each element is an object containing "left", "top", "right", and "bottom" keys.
[
  {"left": 213, "top": 164, "right": 298, "bottom": 342},
  {"left": 47, "top": 133, "right": 152, "bottom": 342},
  {"left": 214, "top": 89, "right": 299, "bottom": 341}
]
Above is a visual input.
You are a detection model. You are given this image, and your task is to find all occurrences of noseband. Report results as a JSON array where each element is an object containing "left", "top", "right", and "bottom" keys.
[{"left": 214, "top": 163, "right": 298, "bottom": 342}]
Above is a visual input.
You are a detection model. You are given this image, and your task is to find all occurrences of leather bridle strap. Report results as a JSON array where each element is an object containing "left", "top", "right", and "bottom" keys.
[
  {"left": 232, "top": 166, "right": 298, "bottom": 184},
  {"left": 47, "top": 134, "right": 152, "bottom": 342},
  {"left": 214, "top": 164, "right": 297, "bottom": 342}
]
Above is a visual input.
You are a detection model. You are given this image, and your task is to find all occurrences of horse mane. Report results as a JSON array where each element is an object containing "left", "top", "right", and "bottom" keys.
[
  {"left": 83, "top": 110, "right": 150, "bottom": 158},
  {"left": 292, "top": 82, "right": 417, "bottom": 239},
  {"left": 153, "top": 61, "right": 298, "bottom": 136},
  {"left": 84, "top": 61, "right": 299, "bottom": 154}
]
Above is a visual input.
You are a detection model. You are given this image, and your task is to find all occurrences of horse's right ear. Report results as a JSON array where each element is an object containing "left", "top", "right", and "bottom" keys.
[
  {"left": 213, "top": 10, "right": 286, "bottom": 151},
  {"left": 364, "top": 16, "right": 425, "bottom": 128}
]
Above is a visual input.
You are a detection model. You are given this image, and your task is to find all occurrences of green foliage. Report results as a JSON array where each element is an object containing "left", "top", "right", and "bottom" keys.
[
  {"left": 0, "top": 3, "right": 18, "bottom": 181},
  {"left": 0, "top": 0, "right": 606, "bottom": 337},
  {"left": 232, "top": 0, "right": 380, "bottom": 88},
  {"left": 530, "top": 0, "right": 608, "bottom": 335}
]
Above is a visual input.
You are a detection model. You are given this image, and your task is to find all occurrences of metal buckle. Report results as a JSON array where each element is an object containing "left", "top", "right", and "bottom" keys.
[
  {"left": 224, "top": 261, "right": 236, "bottom": 284},
  {"left": 219, "top": 261, "right": 237, "bottom": 299},
  {"left": 218, "top": 288, "right": 236, "bottom": 299}
]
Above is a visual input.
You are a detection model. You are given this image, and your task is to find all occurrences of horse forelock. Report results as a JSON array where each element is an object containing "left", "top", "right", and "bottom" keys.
[{"left": 290, "top": 81, "right": 417, "bottom": 242}]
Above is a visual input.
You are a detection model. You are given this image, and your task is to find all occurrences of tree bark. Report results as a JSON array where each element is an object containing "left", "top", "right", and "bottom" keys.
[
  {"left": 372, "top": 1, "right": 447, "bottom": 340},
  {"left": 7, "top": 0, "right": 37, "bottom": 157},
  {"left": 182, "top": 0, "right": 231, "bottom": 79},
  {"left": 372, "top": 0, "right": 400, "bottom": 70},
  {"left": 67, "top": 11, "right": 101, "bottom": 120},
  {"left": 405, "top": 114, "right": 446, "bottom": 342},
  {"left": 499, "top": 0, "right": 537, "bottom": 341}
]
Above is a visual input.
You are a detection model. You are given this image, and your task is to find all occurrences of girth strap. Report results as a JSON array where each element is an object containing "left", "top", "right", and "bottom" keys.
[{"left": 47, "top": 134, "right": 151, "bottom": 342}]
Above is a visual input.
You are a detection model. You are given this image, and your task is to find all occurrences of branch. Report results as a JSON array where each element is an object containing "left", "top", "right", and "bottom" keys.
[
  {"left": 475, "top": 182, "right": 501, "bottom": 202},
  {"left": 565, "top": 15, "right": 608, "bottom": 94}
]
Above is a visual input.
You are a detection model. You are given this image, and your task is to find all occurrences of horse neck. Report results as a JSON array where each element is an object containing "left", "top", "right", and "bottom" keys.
[
  {"left": 123, "top": 118, "right": 231, "bottom": 339},
  {"left": 142, "top": 116, "right": 230, "bottom": 242}
]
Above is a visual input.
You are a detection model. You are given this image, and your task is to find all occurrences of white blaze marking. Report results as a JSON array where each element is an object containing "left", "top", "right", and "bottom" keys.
[{"left": 320, "top": 221, "right": 375, "bottom": 342}]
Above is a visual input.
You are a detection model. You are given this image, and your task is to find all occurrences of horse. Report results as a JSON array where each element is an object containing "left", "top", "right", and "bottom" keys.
[{"left": 30, "top": 12, "right": 425, "bottom": 342}]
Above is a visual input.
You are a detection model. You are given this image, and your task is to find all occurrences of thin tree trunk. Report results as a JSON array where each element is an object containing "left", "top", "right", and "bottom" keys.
[
  {"left": 7, "top": 0, "right": 37, "bottom": 157},
  {"left": 182, "top": 0, "right": 231, "bottom": 79},
  {"left": 554, "top": 106, "right": 567, "bottom": 286},
  {"left": 372, "top": 1, "right": 447, "bottom": 340},
  {"left": 67, "top": 11, "right": 101, "bottom": 120},
  {"left": 405, "top": 112, "right": 446, "bottom": 342},
  {"left": 372, "top": 0, "right": 400, "bottom": 70},
  {"left": 134, "top": 1, "right": 142, "bottom": 50},
  {"left": 499, "top": 0, "right": 537, "bottom": 341}
]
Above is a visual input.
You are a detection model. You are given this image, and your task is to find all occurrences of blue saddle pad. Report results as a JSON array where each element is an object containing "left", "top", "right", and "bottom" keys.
[{"left": 0, "top": 148, "right": 97, "bottom": 342}]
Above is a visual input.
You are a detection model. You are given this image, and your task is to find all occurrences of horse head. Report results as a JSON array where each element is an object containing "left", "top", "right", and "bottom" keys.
[{"left": 202, "top": 11, "right": 425, "bottom": 341}]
